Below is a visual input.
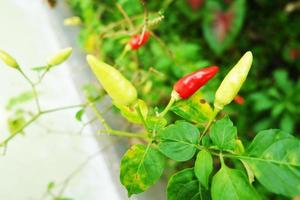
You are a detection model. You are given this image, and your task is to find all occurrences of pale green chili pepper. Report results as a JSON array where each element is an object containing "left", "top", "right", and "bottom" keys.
[
  {"left": 86, "top": 55, "right": 137, "bottom": 106},
  {"left": 214, "top": 51, "right": 253, "bottom": 110},
  {"left": 0, "top": 49, "right": 19, "bottom": 69},
  {"left": 47, "top": 47, "right": 73, "bottom": 67}
]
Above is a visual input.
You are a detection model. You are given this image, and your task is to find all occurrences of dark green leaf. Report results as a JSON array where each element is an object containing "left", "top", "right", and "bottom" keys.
[
  {"left": 209, "top": 116, "right": 237, "bottom": 151},
  {"left": 167, "top": 168, "right": 210, "bottom": 200},
  {"left": 242, "top": 129, "right": 300, "bottom": 197},
  {"left": 120, "top": 144, "right": 165, "bottom": 197},
  {"left": 171, "top": 91, "right": 213, "bottom": 125},
  {"left": 211, "top": 165, "right": 260, "bottom": 200},
  {"left": 202, "top": 0, "right": 246, "bottom": 55},
  {"left": 157, "top": 121, "right": 199, "bottom": 162},
  {"left": 194, "top": 149, "right": 213, "bottom": 189}
]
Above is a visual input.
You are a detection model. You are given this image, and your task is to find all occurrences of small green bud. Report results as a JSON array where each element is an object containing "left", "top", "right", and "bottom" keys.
[
  {"left": 47, "top": 47, "right": 72, "bottom": 67},
  {"left": 0, "top": 49, "right": 19, "bottom": 69}
]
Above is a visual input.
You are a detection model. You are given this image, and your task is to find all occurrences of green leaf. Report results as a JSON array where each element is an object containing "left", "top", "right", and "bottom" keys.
[
  {"left": 242, "top": 129, "right": 300, "bottom": 197},
  {"left": 6, "top": 91, "right": 35, "bottom": 110},
  {"left": 115, "top": 99, "right": 148, "bottom": 124},
  {"left": 7, "top": 112, "right": 26, "bottom": 134},
  {"left": 202, "top": 0, "right": 246, "bottom": 55},
  {"left": 167, "top": 168, "right": 210, "bottom": 200},
  {"left": 120, "top": 144, "right": 165, "bottom": 197},
  {"left": 75, "top": 108, "right": 85, "bottom": 121},
  {"left": 157, "top": 121, "right": 199, "bottom": 162},
  {"left": 82, "top": 83, "right": 102, "bottom": 102},
  {"left": 146, "top": 116, "right": 167, "bottom": 132},
  {"left": 280, "top": 114, "right": 294, "bottom": 133},
  {"left": 47, "top": 181, "right": 55, "bottom": 190},
  {"left": 211, "top": 165, "right": 260, "bottom": 200},
  {"left": 194, "top": 149, "right": 213, "bottom": 189},
  {"left": 31, "top": 66, "right": 47, "bottom": 72},
  {"left": 171, "top": 91, "right": 213, "bottom": 125},
  {"left": 209, "top": 116, "right": 237, "bottom": 151},
  {"left": 54, "top": 198, "right": 73, "bottom": 200}
]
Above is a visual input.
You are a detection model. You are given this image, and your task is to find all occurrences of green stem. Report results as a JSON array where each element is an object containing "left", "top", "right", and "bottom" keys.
[
  {"left": 159, "top": 92, "right": 178, "bottom": 117},
  {"left": 99, "top": 129, "right": 148, "bottom": 139},
  {"left": 219, "top": 153, "right": 225, "bottom": 166},
  {"left": 89, "top": 103, "right": 111, "bottom": 131},
  {"left": 19, "top": 69, "right": 41, "bottom": 112},
  {"left": 42, "top": 104, "right": 86, "bottom": 114},
  {"left": 116, "top": 46, "right": 129, "bottom": 65},
  {"left": 136, "top": 104, "right": 149, "bottom": 131},
  {"left": 199, "top": 108, "right": 220, "bottom": 141}
]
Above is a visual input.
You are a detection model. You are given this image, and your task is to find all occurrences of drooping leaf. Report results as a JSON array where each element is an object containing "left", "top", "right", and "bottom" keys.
[
  {"left": 120, "top": 144, "right": 165, "bottom": 197},
  {"left": 241, "top": 129, "right": 300, "bottom": 197},
  {"left": 202, "top": 0, "right": 246, "bottom": 55},
  {"left": 171, "top": 91, "right": 213, "bottom": 125},
  {"left": 6, "top": 91, "right": 35, "bottom": 110},
  {"left": 167, "top": 168, "right": 210, "bottom": 200},
  {"left": 209, "top": 116, "right": 237, "bottom": 151},
  {"left": 194, "top": 149, "right": 213, "bottom": 189},
  {"left": 211, "top": 165, "right": 261, "bottom": 200},
  {"left": 157, "top": 121, "right": 199, "bottom": 162}
]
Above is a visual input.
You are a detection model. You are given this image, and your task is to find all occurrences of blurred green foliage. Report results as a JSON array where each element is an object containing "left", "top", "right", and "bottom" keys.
[{"left": 66, "top": 0, "right": 300, "bottom": 137}]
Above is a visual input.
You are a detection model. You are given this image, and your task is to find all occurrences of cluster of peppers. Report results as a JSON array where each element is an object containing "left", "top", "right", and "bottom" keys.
[{"left": 86, "top": 29, "right": 253, "bottom": 121}]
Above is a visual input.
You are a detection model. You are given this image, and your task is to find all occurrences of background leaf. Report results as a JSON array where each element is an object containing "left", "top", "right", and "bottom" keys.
[
  {"left": 167, "top": 168, "right": 210, "bottom": 200},
  {"left": 120, "top": 144, "right": 165, "bottom": 197},
  {"left": 194, "top": 149, "right": 213, "bottom": 189},
  {"left": 158, "top": 121, "right": 199, "bottom": 161},
  {"left": 202, "top": 0, "right": 246, "bottom": 55},
  {"left": 211, "top": 165, "right": 260, "bottom": 200},
  {"left": 6, "top": 91, "right": 35, "bottom": 110},
  {"left": 209, "top": 116, "right": 237, "bottom": 151}
]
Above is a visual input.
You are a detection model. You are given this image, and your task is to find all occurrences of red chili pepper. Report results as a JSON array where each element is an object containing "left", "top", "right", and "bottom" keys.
[
  {"left": 234, "top": 95, "right": 245, "bottom": 105},
  {"left": 173, "top": 66, "right": 219, "bottom": 99},
  {"left": 129, "top": 31, "right": 151, "bottom": 50},
  {"left": 187, "top": 0, "right": 204, "bottom": 10}
]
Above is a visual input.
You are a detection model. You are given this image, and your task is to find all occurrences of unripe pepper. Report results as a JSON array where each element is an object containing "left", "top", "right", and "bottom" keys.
[
  {"left": 214, "top": 51, "right": 253, "bottom": 110},
  {"left": 128, "top": 31, "right": 151, "bottom": 50},
  {"left": 86, "top": 55, "right": 137, "bottom": 106},
  {"left": 0, "top": 49, "right": 19, "bottom": 69},
  {"left": 173, "top": 66, "right": 219, "bottom": 99},
  {"left": 47, "top": 47, "right": 73, "bottom": 67}
]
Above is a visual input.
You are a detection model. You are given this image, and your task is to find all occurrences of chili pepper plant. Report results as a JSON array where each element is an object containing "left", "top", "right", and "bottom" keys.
[
  {"left": 1, "top": 47, "right": 300, "bottom": 200},
  {"left": 1, "top": 0, "right": 300, "bottom": 199}
]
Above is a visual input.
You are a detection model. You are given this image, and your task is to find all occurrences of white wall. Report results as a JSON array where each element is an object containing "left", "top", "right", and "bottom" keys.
[{"left": 0, "top": 1, "right": 123, "bottom": 199}]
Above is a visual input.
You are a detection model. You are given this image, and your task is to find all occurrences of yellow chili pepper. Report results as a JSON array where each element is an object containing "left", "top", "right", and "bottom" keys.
[
  {"left": 214, "top": 51, "right": 253, "bottom": 110},
  {"left": 0, "top": 49, "right": 19, "bottom": 69},
  {"left": 47, "top": 47, "right": 72, "bottom": 67},
  {"left": 86, "top": 55, "right": 137, "bottom": 106}
]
